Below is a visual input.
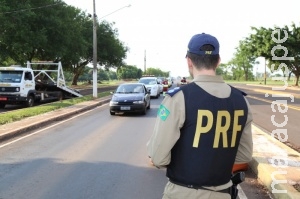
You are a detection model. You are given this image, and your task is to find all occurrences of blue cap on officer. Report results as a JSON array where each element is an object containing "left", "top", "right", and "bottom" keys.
[{"left": 187, "top": 33, "right": 219, "bottom": 55}]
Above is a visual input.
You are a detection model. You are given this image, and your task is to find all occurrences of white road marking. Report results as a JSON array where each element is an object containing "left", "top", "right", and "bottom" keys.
[
  {"left": 247, "top": 95, "right": 300, "bottom": 111},
  {"left": 238, "top": 184, "right": 248, "bottom": 199},
  {"left": 0, "top": 104, "right": 106, "bottom": 149}
]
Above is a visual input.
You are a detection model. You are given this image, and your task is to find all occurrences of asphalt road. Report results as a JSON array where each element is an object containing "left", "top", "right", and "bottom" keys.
[
  {"left": 0, "top": 84, "right": 274, "bottom": 199},
  {"left": 0, "top": 95, "right": 167, "bottom": 199},
  {"left": 231, "top": 83, "right": 300, "bottom": 152}
]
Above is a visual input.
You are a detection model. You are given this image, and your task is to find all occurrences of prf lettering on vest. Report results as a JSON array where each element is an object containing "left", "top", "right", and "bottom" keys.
[{"left": 192, "top": 110, "right": 244, "bottom": 148}]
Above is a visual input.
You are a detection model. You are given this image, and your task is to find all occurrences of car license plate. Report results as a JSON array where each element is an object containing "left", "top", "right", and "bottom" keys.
[
  {"left": 120, "top": 106, "right": 130, "bottom": 110},
  {"left": 0, "top": 97, "right": 7, "bottom": 101}
]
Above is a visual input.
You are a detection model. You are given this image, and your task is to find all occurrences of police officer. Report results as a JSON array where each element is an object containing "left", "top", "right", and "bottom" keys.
[{"left": 147, "top": 33, "right": 253, "bottom": 199}]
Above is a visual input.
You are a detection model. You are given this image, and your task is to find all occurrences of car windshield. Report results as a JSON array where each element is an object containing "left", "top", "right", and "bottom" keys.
[
  {"left": 139, "top": 79, "right": 156, "bottom": 85},
  {"left": 0, "top": 71, "right": 23, "bottom": 83},
  {"left": 116, "top": 84, "right": 144, "bottom": 93}
]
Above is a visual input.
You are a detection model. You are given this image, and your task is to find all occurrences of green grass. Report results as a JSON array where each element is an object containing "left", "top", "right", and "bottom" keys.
[
  {"left": 0, "top": 91, "right": 112, "bottom": 125},
  {"left": 225, "top": 79, "right": 299, "bottom": 87},
  {"left": 70, "top": 80, "right": 124, "bottom": 88}
]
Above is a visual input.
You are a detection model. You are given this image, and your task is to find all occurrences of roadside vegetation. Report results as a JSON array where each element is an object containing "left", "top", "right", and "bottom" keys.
[
  {"left": 220, "top": 23, "right": 300, "bottom": 86},
  {"left": 226, "top": 79, "right": 299, "bottom": 87}
]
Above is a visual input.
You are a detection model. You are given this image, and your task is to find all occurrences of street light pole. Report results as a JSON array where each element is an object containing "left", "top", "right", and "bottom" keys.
[
  {"left": 144, "top": 50, "right": 146, "bottom": 72},
  {"left": 264, "top": 57, "right": 267, "bottom": 85},
  {"left": 92, "top": 0, "right": 98, "bottom": 98}
]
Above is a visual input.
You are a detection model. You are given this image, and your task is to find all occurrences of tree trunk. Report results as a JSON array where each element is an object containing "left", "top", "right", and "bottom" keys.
[
  {"left": 295, "top": 75, "right": 299, "bottom": 86},
  {"left": 288, "top": 71, "right": 292, "bottom": 81},
  {"left": 72, "top": 73, "right": 80, "bottom": 85},
  {"left": 245, "top": 68, "right": 248, "bottom": 81}
]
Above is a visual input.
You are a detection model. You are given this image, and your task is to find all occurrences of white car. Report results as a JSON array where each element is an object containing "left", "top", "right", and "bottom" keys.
[{"left": 138, "top": 77, "right": 162, "bottom": 98}]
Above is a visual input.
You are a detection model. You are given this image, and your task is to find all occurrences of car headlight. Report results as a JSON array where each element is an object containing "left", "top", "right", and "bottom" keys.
[
  {"left": 133, "top": 100, "right": 144, "bottom": 104},
  {"left": 110, "top": 101, "right": 118, "bottom": 105}
]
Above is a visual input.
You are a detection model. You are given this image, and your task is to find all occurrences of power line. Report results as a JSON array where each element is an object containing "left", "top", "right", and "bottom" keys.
[
  {"left": 98, "top": 4, "right": 131, "bottom": 20},
  {"left": 0, "top": 2, "right": 63, "bottom": 15}
]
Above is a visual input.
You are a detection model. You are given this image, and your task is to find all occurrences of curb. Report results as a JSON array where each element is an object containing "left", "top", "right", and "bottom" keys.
[{"left": 250, "top": 124, "right": 300, "bottom": 199}]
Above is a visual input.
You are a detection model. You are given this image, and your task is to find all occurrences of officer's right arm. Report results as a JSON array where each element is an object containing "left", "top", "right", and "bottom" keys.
[{"left": 146, "top": 91, "right": 185, "bottom": 167}]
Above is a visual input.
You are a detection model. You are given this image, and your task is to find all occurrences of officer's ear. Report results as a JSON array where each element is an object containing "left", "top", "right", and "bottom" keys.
[
  {"left": 186, "top": 56, "right": 193, "bottom": 68},
  {"left": 215, "top": 56, "right": 221, "bottom": 70},
  {"left": 217, "top": 56, "right": 221, "bottom": 66}
]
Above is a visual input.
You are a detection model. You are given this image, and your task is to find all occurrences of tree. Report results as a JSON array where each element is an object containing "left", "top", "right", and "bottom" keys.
[
  {"left": 217, "top": 63, "right": 233, "bottom": 80},
  {"left": 246, "top": 23, "right": 300, "bottom": 85},
  {"left": 0, "top": 0, "right": 128, "bottom": 85},
  {"left": 117, "top": 65, "right": 143, "bottom": 79},
  {"left": 61, "top": 19, "right": 128, "bottom": 85},
  {"left": 228, "top": 40, "right": 256, "bottom": 81},
  {"left": 144, "top": 67, "right": 169, "bottom": 77},
  {"left": 0, "top": 0, "right": 77, "bottom": 63}
]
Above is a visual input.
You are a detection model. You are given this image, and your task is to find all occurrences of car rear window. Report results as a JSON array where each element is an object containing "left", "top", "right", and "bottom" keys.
[{"left": 139, "top": 78, "right": 156, "bottom": 85}]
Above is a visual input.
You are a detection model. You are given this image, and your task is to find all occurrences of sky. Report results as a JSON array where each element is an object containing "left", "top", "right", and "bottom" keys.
[{"left": 63, "top": 0, "right": 300, "bottom": 77}]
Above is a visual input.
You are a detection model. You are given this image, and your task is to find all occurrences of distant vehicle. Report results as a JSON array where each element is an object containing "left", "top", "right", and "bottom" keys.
[
  {"left": 166, "top": 77, "right": 173, "bottom": 87},
  {"left": 109, "top": 83, "right": 150, "bottom": 115},
  {"left": 157, "top": 76, "right": 168, "bottom": 85},
  {"left": 138, "top": 77, "right": 162, "bottom": 98},
  {"left": 157, "top": 76, "right": 171, "bottom": 91},
  {"left": 180, "top": 77, "right": 188, "bottom": 85}
]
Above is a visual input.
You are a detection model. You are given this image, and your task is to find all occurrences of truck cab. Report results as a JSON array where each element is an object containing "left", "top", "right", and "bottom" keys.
[{"left": 0, "top": 66, "right": 36, "bottom": 108}]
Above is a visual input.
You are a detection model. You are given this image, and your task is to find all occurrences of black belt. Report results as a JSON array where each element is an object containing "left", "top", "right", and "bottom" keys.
[{"left": 169, "top": 179, "right": 230, "bottom": 194}]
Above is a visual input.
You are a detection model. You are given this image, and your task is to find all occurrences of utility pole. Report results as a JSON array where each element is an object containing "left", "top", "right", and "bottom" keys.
[
  {"left": 91, "top": 4, "right": 130, "bottom": 98},
  {"left": 264, "top": 57, "right": 267, "bottom": 85},
  {"left": 92, "top": 0, "right": 98, "bottom": 98},
  {"left": 144, "top": 50, "right": 146, "bottom": 73}
]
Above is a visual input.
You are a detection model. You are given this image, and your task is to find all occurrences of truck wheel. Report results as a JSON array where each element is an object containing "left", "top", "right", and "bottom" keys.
[
  {"left": 59, "top": 91, "right": 64, "bottom": 101},
  {"left": 0, "top": 103, "right": 5, "bottom": 109},
  {"left": 26, "top": 95, "right": 34, "bottom": 107}
]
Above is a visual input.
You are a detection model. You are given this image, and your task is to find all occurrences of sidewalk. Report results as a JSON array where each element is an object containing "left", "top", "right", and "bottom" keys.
[
  {"left": 250, "top": 125, "right": 300, "bottom": 199},
  {"left": 0, "top": 96, "right": 299, "bottom": 198}
]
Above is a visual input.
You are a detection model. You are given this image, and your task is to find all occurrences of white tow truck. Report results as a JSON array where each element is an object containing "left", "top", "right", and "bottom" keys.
[{"left": 0, "top": 61, "right": 82, "bottom": 108}]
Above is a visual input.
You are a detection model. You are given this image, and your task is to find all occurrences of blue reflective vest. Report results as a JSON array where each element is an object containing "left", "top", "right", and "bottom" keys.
[{"left": 167, "top": 83, "right": 248, "bottom": 186}]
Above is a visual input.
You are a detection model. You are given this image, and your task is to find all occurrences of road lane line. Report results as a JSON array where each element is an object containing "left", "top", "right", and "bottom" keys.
[
  {"left": 246, "top": 95, "right": 300, "bottom": 111},
  {"left": 238, "top": 184, "right": 248, "bottom": 199},
  {"left": 0, "top": 104, "right": 106, "bottom": 149}
]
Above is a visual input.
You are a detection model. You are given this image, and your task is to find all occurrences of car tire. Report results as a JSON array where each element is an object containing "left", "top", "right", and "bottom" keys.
[
  {"left": 110, "top": 111, "right": 115, "bottom": 115},
  {"left": 141, "top": 105, "right": 147, "bottom": 115},
  {"left": 156, "top": 92, "right": 160, "bottom": 98}
]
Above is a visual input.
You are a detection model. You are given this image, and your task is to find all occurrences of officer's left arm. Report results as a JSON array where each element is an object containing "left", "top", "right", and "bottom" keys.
[{"left": 147, "top": 91, "right": 185, "bottom": 167}]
